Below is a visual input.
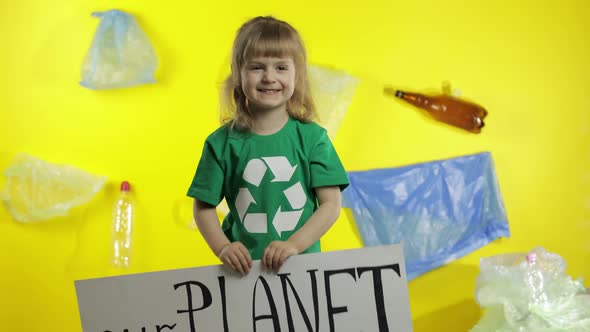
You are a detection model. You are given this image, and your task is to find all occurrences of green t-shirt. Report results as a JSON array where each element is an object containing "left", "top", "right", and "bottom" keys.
[{"left": 187, "top": 117, "right": 349, "bottom": 259}]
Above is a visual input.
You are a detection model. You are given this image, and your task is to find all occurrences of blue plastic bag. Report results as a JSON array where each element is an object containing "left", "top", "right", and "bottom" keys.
[
  {"left": 342, "top": 152, "right": 510, "bottom": 280},
  {"left": 80, "top": 10, "right": 158, "bottom": 89}
]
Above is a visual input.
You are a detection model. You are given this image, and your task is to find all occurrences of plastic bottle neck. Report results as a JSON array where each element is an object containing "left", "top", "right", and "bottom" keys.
[{"left": 120, "top": 181, "right": 131, "bottom": 192}]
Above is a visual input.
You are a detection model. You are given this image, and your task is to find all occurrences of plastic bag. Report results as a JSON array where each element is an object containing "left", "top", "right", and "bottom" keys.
[
  {"left": 1, "top": 154, "right": 107, "bottom": 222},
  {"left": 342, "top": 152, "right": 510, "bottom": 280},
  {"left": 471, "top": 247, "right": 590, "bottom": 331},
  {"left": 80, "top": 9, "right": 158, "bottom": 90},
  {"left": 308, "top": 64, "right": 359, "bottom": 139}
]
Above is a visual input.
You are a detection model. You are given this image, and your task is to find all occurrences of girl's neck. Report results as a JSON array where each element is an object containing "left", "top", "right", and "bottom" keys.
[{"left": 250, "top": 108, "right": 289, "bottom": 136}]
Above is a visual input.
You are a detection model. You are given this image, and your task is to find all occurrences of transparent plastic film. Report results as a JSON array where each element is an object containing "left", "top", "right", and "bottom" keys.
[
  {"left": 1, "top": 154, "right": 106, "bottom": 222},
  {"left": 173, "top": 197, "right": 228, "bottom": 231},
  {"left": 308, "top": 64, "right": 359, "bottom": 140},
  {"left": 471, "top": 247, "right": 590, "bottom": 331},
  {"left": 80, "top": 9, "right": 158, "bottom": 89}
]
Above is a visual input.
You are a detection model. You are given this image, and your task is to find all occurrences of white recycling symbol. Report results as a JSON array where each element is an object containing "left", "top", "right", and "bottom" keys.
[{"left": 235, "top": 156, "right": 307, "bottom": 237}]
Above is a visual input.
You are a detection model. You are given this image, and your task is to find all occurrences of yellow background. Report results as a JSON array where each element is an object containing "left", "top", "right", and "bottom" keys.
[{"left": 1, "top": 0, "right": 589, "bottom": 331}]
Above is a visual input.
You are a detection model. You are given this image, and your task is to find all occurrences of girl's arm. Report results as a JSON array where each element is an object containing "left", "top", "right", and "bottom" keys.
[
  {"left": 262, "top": 185, "right": 342, "bottom": 271},
  {"left": 193, "top": 199, "right": 252, "bottom": 275}
]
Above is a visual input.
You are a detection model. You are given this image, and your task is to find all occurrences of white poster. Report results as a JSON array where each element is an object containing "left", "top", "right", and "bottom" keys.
[{"left": 75, "top": 244, "right": 413, "bottom": 332}]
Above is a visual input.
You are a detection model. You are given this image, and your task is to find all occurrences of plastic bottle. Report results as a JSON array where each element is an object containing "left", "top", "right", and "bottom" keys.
[
  {"left": 385, "top": 87, "right": 488, "bottom": 133},
  {"left": 111, "top": 181, "right": 134, "bottom": 268}
]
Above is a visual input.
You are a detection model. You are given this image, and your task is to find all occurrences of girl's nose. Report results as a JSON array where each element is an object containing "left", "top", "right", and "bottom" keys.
[{"left": 262, "top": 70, "right": 276, "bottom": 82}]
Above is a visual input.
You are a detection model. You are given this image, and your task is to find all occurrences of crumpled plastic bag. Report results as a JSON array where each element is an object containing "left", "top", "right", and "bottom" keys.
[
  {"left": 80, "top": 9, "right": 158, "bottom": 89},
  {"left": 471, "top": 247, "right": 590, "bottom": 331},
  {"left": 1, "top": 154, "right": 107, "bottom": 223},
  {"left": 342, "top": 152, "right": 510, "bottom": 280},
  {"left": 308, "top": 64, "right": 359, "bottom": 139}
]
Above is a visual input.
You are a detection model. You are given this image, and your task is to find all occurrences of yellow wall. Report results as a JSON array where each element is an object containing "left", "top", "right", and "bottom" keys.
[{"left": 1, "top": 0, "right": 589, "bottom": 330}]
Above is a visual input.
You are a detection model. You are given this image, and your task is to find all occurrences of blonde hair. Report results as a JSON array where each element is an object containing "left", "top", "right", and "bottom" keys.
[{"left": 221, "top": 16, "right": 315, "bottom": 131}]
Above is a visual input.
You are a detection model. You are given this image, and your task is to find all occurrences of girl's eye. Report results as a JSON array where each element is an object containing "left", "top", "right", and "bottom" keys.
[
  {"left": 277, "top": 65, "right": 289, "bottom": 71},
  {"left": 249, "top": 65, "right": 263, "bottom": 70}
]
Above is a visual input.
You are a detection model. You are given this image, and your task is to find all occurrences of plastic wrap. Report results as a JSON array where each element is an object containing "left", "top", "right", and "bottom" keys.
[
  {"left": 471, "top": 247, "right": 590, "bottom": 331},
  {"left": 342, "top": 152, "right": 510, "bottom": 280},
  {"left": 1, "top": 154, "right": 106, "bottom": 222},
  {"left": 308, "top": 64, "right": 359, "bottom": 139},
  {"left": 80, "top": 9, "right": 158, "bottom": 89}
]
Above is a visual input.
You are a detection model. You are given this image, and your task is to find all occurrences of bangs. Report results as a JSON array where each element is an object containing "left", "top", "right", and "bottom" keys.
[{"left": 242, "top": 25, "right": 301, "bottom": 62}]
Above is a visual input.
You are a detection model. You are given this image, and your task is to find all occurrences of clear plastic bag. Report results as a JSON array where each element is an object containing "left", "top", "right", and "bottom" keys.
[
  {"left": 342, "top": 152, "right": 510, "bottom": 280},
  {"left": 308, "top": 64, "right": 359, "bottom": 139},
  {"left": 1, "top": 154, "right": 107, "bottom": 223},
  {"left": 471, "top": 247, "right": 590, "bottom": 331},
  {"left": 80, "top": 9, "right": 158, "bottom": 90}
]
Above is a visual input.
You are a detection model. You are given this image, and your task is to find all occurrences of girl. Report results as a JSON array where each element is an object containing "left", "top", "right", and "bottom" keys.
[{"left": 187, "top": 16, "right": 348, "bottom": 275}]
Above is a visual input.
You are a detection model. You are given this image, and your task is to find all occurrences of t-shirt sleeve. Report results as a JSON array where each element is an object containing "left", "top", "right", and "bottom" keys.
[
  {"left": 186, "top": 140, "right": 224, "bottom": 206},
  {"left": 309, "top": 130, "right": 349, "bottom": 191}
]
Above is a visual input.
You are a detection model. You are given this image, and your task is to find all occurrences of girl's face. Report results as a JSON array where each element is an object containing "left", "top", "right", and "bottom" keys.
[{"left": 240, "top": 56, "right": 296, "bottom": 114}]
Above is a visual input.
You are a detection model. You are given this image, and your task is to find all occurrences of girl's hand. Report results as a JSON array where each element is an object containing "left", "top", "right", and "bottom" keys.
[
  {"left": 262, "top": 240, "right": 299, "bottom": 272},
  {"left": 218, "top": 242, "right": 253, "bottom": 276}
]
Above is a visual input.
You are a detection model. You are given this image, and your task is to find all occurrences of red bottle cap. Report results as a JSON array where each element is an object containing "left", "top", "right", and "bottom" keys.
[{"left": 120, "top": 181, "right": 131, "bottom": 192}]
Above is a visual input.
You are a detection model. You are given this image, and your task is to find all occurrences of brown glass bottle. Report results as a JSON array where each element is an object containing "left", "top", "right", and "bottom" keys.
[{"left": 389, "top": 89, "right": 488, "bottom": 133}]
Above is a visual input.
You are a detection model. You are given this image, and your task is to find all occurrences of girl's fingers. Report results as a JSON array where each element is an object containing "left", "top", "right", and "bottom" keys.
[
  {"left": 227, "top": 253, "right": 244, "bottom": 275},
  {"left": 219, "top": 243, "right": 254, "bottom": 276},
  {"left": 262, "top": 247, "right": 268, "bottom": 269},
  {"left": 276, "top": 247, "right": 297, "bottom": 272},
  {"left": 236, "top": 251, "right": 251, "bottom": 275},
  {"left": 222, "top": 249, "right": 245, "bottom": 275},
  {"left": 222, "top": 255, "right": 237, "bottom": 273},
  {"left": 264, "top": 247, "right": 276, "bottom": 270},
  {"left": 239, "top": 245, "right": 253, "bottom": 267},
  {"left": 272, "top": 249, "right": 282, "bottom": 271}
]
